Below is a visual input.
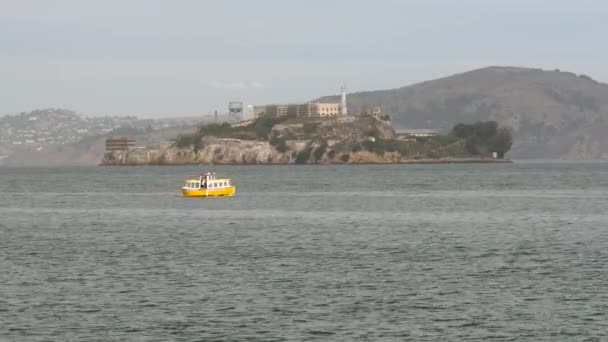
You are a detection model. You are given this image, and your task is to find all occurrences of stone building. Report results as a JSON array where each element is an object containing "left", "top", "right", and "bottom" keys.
[
  {"left": 253, "top": 85, "right": 347, "bottom": 119},
  {"left": 105, "top": 137, "right": 136, "bottom": 152}
]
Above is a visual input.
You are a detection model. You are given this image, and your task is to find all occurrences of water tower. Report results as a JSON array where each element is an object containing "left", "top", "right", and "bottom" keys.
[{"left": 229, "top": 102, "right": 244, "bottom": 121}]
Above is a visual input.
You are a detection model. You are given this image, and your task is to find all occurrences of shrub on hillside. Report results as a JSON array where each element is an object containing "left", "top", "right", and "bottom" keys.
[
  {"left": 270, "top": 137, "right": 288, "bottom": 153},
  {"left": 174, "top": 134, "right": 195, "bottom": 148},
  {"left": 313, "top": 142, "right": 328, "bottom": 161},
  {"left": 295, "top": 146, "right": 313, "bottom": 164}
]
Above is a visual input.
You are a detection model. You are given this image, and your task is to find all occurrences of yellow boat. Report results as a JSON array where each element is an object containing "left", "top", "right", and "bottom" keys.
[{"left": 181, "top": 172, "right": 236, "bottom": 197}]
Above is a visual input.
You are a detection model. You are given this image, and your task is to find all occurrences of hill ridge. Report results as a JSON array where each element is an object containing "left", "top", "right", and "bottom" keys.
[{"left": 319, "top": 66, "right": 608, "bottom": 159}]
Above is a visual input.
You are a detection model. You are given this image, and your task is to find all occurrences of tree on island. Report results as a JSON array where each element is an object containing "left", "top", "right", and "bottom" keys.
[{"left": 451, "top": 121, "right": 512, "bottom": 158}]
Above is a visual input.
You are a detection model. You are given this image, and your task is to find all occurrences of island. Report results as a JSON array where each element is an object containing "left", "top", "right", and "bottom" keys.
[{"left": 100, "top": 113, "right": 513, "bottom": 165}]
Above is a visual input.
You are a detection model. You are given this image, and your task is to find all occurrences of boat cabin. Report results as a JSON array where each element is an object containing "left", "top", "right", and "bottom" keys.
[{"left": 183, "top": 172, "right": 232, "bottom": 190}]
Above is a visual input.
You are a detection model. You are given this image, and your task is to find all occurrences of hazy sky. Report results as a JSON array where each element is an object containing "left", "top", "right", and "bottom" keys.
[{"left": 1, "top": 0, "right": 607, "bottom": 117}]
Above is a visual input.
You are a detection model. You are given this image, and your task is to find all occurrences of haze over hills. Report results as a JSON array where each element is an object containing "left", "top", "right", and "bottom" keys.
[
  {"left": 321, "top": 66, "right": 608, "bottom": 159},
  {"left": 0, "top": 109, "right": 219, "bottom": 166}
]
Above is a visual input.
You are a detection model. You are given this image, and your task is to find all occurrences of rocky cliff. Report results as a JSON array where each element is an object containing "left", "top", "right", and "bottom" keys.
[
  {"left": 101, "top": 116, "right": 508, "bottom": 165},
  {"left": 102, "top": 138, "right": 292, "bottom": 165}
]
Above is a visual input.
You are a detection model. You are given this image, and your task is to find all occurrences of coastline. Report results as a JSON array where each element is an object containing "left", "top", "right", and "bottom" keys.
[
  {"left": 100, "top": 117, "right": 515, "bottom": 167},
  {"left": 99, "top": 158, "right": 512, "bottom": 166}
]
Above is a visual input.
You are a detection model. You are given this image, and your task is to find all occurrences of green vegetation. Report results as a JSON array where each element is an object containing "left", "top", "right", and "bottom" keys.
[
  {"left": 198, "top": 122, "right": 232, "bottom": 136},
  {"left": 174, "top": 134, "right": 196, "bottom": 148},
  {"left": 295, "top": 146, "right": 313, "bottom": 164},
  {"left": 174, "top": 132, "right": 204, "bottom": 151},
  {"left": 340, "top": 154, "right": 351, "bottom": 163},
  {"left": 303, "top": 122, "right": 321, "bottom": 136},
  {"left": 337, "top": 120, "right": 511, "bottom": 160},
  {"left": 430, "top": 134, "right": 460, "bottom": 146},
  {"left": 362, "top": 139, "right": 386, "bottom": 156},
  {"left": 451, "top": 121, "right": 512, "bottom": 158},
  {"left": 282, "top": 116, "right": 330, "bottom": 125},
  {"left": 366, "top": 127, "right": 381, "bottom": 140},
  {"left": 270, "top": 136, "right": 288, "bottom": 153},
  {"left": 172, "top": 114, "right": 293, "bottom": 150},
  {"left": 353, "top": 138, "right": 415, "bottom": 157},
  {"left": 313, "top": 142, "right": 328, "bottom": 161},
  {"left": 253, "top": 115, "right": 286, "bottom": 139}
]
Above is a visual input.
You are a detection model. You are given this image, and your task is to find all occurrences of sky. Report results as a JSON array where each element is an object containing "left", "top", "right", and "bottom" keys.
[{"left": 1, "top": 0, "right": 607, "bottom": 118}]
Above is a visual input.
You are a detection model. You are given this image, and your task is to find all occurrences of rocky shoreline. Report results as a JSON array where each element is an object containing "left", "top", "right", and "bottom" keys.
[
  {"left": 100, "top": 116, "right": 513, "bottom": 166},
  {"left": 100, "top": 144, "right": 512, "bottom": 166}
]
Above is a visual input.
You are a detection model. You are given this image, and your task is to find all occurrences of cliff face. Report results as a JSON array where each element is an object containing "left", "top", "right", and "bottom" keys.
[
  {"left": 101, "top": 137, "right": 405, "bottom": 165},
  {"left": 100, "top": 116, "right": 505, "bottom": 165},
  {"left": 102, "top": 138, "right": 301, "bottom": 165}
]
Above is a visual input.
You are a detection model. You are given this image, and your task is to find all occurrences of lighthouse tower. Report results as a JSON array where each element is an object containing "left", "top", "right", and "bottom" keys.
[{"left": 340, "top": 84, "right": 347, "bottom": 116}]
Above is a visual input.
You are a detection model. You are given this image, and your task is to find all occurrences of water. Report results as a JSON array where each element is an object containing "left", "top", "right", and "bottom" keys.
[{"left": 1, "top": 162, "right": 607, "bottom": 341}]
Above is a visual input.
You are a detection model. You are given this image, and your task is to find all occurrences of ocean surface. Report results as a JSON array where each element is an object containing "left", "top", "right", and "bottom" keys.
[{"left": 1, "top": 162, "right": 607, "bottom": 341}]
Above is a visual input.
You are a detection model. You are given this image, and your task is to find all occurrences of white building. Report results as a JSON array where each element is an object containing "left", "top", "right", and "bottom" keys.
[{"left": 395, "top": 129, "right": 439, "bottom": 139}]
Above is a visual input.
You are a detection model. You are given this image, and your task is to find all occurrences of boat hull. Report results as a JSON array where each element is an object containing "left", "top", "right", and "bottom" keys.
[{"left": 181, "top": 186, "right": 236, "bottom": 197}]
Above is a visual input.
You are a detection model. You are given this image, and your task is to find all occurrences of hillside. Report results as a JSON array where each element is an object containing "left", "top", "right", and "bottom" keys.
[
  {"left": 319, "top": 67, "right": 608, "bottom": 159},
  {"left": 2, "top": 126, "right": 198, "bottom": 167},
  {"left": 0, "top": 108, "right": 217, "bottom": 166}
]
